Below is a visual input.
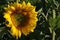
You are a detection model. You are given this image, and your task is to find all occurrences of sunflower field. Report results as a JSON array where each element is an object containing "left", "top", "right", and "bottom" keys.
[{"left": 0, "top": 0, "right": 60, "bottom": 40}]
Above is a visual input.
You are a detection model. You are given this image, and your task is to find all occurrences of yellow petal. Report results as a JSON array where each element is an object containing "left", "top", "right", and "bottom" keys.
[
  {"left": 22, "top": 1, "right": 26, "bottom": 9},
  {"left": 21, "top": 27, "right": 29, "bottom": 36}
]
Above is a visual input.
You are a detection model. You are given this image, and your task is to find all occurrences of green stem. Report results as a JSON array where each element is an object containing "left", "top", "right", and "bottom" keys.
[
  {"left": 53, "top": 10, "right": 56, "bottom": 19},
  {"left": 52, "top": 30, "right": 56, "bottom": 40},
  {"left": 52, "top": 9, "right": 56, "bottom": 40}
]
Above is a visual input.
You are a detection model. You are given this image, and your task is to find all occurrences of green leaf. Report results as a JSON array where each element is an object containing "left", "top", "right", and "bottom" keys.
[
  {"left": 56, "top": 14, "right": 60, "bottom": 28},
  {"left": 49, "top": 17, "right": 57, "bottom": 29},
  {"left": 0, "top": 27, "right": 9, "bottom": 39}
]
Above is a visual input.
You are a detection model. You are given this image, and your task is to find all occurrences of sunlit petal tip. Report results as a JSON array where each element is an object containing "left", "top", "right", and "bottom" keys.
[
  {"left": 31, "top": 30, "right": 34, "bottom": 32},
  {"left": 22, "top": 1, "right": 26, "bottom": 4},
  {"left": 18, "top": 31, "right": 21, "bottom": 37},
  {"left": 10, "top": 6, "right": 15, "bottom": 11},
  {"left": 27, "top": 2, "right": 31, "bottom": 6},
  {"left": 8, "top": 5, "right": 10, "bottom": 7}
]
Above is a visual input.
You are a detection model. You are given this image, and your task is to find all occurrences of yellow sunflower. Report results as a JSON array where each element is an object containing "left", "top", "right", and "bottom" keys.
[{"left": 4, "top": 1, "right": 38, "bottom": 38}]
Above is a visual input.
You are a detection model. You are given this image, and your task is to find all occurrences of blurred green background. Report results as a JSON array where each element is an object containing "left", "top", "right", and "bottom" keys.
[{"left": 0, "top": 0, "right": 60, "bottom": 40}]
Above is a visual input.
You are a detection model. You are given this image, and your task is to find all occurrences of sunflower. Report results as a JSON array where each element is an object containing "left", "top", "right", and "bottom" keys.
[{"left": 4, "top": 1, "right": 38, "bottom": 38}]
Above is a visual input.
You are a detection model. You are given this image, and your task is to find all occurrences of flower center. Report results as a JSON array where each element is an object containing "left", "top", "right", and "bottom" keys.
[{"left": 11, "top": 13, "right": 28, "bottom": 27}]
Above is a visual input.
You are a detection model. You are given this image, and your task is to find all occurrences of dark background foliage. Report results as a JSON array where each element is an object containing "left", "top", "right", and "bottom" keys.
[{"left": 0, "top": 0, "right": 60, "bottom": 40}]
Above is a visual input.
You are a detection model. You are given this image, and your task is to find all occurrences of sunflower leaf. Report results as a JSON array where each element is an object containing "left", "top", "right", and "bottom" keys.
[
  {"left": 56, "top": 14, "right": 60, "bottom": 28},
  {"left": 0, "top": 27, "right": 9, "bottom": 39},
  {"left": 49, "top": 17, "right": 57, "bottom": 30}
]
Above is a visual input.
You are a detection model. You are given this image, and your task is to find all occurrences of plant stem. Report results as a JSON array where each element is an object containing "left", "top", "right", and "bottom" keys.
[
  {"left": 52, "top": 30, "right": 56, "bottom": 40},
  {"left": 52, "top": 9, "right": 56, "bottom": 40},
  {"left": 53, "top": 10, "right": 56, "bottom": 19}
]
